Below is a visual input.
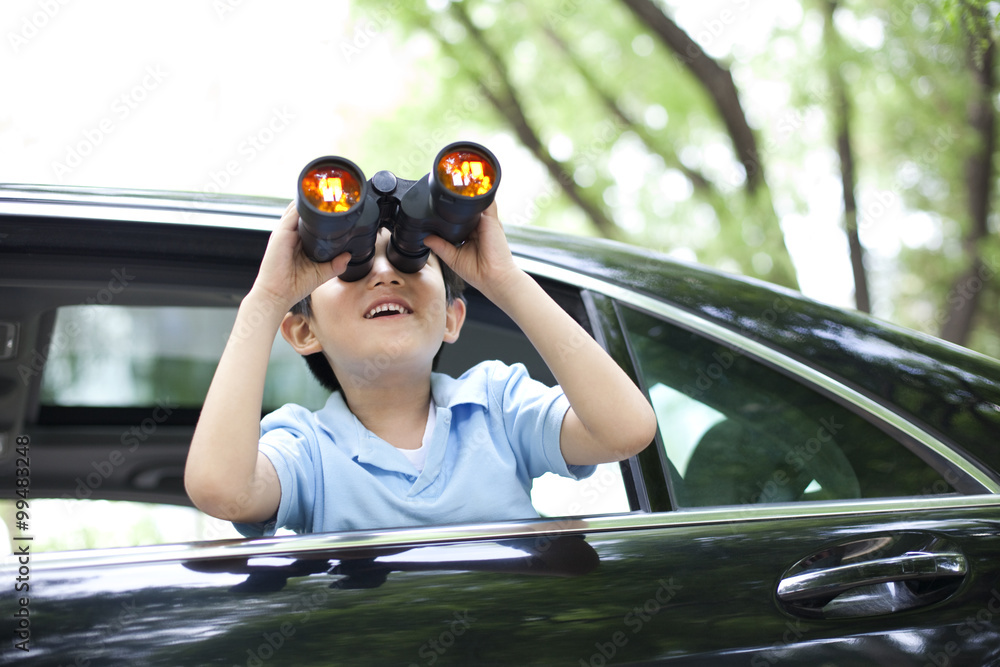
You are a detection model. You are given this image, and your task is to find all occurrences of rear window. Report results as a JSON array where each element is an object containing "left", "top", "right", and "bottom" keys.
[{"left": 40, "top": 305, "right": 329, "bottom": 412}]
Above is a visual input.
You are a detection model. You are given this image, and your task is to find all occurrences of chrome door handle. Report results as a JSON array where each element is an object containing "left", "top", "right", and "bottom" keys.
[{"left": 777, "top": 552, "right": 967, "bottom": 602}]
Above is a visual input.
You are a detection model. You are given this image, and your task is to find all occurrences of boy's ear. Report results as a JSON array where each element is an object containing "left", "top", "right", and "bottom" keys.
[
  {"left": 280, "top": 312, "right": 323, "bottom": 355},
  {"left": 443, "top": 298, "right": 466, "bottom": 344}
]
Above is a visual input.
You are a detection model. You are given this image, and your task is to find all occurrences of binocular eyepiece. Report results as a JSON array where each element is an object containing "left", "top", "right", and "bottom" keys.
[{"left": 296, "top": 141, "right": 501, "bottom": 281}]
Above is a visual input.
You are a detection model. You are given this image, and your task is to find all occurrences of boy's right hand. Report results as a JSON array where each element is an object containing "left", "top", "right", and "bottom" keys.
[{"left": 251, "top": 201, "right": 351, "bottom": 310}]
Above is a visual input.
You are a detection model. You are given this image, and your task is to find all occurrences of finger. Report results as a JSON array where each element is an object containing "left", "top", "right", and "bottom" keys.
[
  {"left": 324, "top": 252, "right": 352, "bottom": 280},
  {"left": 480, "top": 201, "right": 501, "bottom": 228},
  {"left": 304, "top": 252, "right": 351, "bottom": 294},
  {"left": 277, "top": 201, "right": 299, "bottom": 231},
  {"left": 423, "top": 235, "right": 458, "bottom": 266}
]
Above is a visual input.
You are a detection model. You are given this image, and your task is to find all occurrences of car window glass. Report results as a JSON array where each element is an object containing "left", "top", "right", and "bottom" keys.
[
  {"left": 619, "top": 305, "right": 955, "bottom": 507},
  {"left": 40, "top": 305, "right": 329, "bottom": 412},
  {"left": 0, "top": 499, "right": 259, "bottom": 553},
  {"left": 531, "top": 463, "right": 631, "bottom": 518},
  {"left": 0, "top": 467, "right": 630, "bottom": 555}
]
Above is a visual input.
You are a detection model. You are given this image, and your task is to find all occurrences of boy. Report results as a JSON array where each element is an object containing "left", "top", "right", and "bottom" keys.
[{"left": 184, "top": 199, "right": 657, "bottom": 536}]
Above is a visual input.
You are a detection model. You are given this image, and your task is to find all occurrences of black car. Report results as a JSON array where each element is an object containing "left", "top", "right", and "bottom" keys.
[{"left": 2, "top": 184, "right": 999, "bottom": 665}]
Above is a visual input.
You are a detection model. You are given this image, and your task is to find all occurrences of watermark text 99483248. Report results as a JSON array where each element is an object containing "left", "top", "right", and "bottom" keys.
[{"left": 12, "top": 434, "right": 32, "bottom": 653}]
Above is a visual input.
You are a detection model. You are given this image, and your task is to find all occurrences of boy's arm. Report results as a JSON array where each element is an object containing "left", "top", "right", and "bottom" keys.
[
  {"left": 425, "top": 205, "right": 658, "bottom": 466},
  {"left": 184, "top": 202, "right": 349, "bottom": 522}
]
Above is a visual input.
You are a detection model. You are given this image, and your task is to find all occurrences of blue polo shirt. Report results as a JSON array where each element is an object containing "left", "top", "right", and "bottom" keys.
[{"left": 235, "top": 360, "right": 594, "bottom": 537}]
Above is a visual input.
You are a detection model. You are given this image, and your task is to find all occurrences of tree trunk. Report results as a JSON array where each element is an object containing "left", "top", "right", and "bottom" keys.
[
  {"left": 540, "top": 23, "right": 717, "bottom": 198},
  {"left": 940, "top": 32, "right": 995, "bottom": 344},
  {"left": 618, "top": 0, "right": 799, "bottom": 289},
  {"left": 447, "top": 3, "right": 623, "bottom": 240},
  {"left": 619, "top": 0, "right": 764, "bottom": 193},
  {"left": 822, "top": 0, "right": 871, "bottom": 313}
]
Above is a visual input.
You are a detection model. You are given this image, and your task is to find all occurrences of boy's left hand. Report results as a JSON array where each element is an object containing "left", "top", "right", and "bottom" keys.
[{"left": 423, "top": 202, "right": 522, "bottom": 302}]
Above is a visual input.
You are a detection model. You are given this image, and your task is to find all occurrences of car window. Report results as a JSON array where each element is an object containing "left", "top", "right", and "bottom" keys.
[
  {"left": 619, "top": 305, "right": 956, "bottom": 507},
  {"left": 28, "top": 301, "right": 631, "bottom": 551},
  {"left": 40, "top": 305, "right": 330, "bottom": 412},
  {"left": 0, "top": 499, "right": 248, "bottom": 553}
]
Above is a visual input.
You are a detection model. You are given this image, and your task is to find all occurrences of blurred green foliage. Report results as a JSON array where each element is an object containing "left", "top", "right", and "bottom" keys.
[{"left": 348, "top": 0, "right": 999, "bottom": 358}]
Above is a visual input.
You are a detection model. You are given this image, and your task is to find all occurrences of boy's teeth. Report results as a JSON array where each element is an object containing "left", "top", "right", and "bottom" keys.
[{"left": 366, "top": 303, "right": 410, "bottom": 318}]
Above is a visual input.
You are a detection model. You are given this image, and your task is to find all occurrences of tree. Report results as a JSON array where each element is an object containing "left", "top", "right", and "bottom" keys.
[
  {"left": 845, "top": 0, "right": 999, "bottom": 356},
  {"left": 821, "top": 0, "right": 871, "bottom": 313},
  {"left": 350, "top": 0, "right": 999, "bottom": 357},
  {"left": 938, "top": 1, "right": 996, "bottom": 346},
  {"left": 355, "top": 0, "right": 800, "bottom": 288}
]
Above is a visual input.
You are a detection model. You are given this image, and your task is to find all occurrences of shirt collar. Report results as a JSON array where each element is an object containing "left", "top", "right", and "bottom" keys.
[
  {"left": 312, "top": 370, "right": 487, "bottom": 476},
  {"left": 430, "top": 369, "right": 489, "bottom": 409},
  {"left": 314, "top": 387, "right": 451, "bottom": 478}
]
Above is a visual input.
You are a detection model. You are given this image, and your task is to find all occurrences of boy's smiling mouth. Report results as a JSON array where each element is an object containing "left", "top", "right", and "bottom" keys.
[{"left": 364, "top": 300, "right": 413, "bottom": 319}]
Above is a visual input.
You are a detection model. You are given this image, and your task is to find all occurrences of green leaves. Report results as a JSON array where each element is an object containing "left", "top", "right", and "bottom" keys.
[{"left": 350, "top": 0, "right": 998, "bottom": 357}]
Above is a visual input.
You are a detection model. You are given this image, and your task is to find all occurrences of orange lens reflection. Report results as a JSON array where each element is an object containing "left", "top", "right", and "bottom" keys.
[
  {"left": 436, "top": 150, "right": 496, "bottom": 197},
  {"left": 300, "top": 165, "right": 363, "bottom": 213}
]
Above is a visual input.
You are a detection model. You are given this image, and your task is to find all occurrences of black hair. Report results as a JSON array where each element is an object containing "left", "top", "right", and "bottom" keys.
[{"left": 289, "top": 260, "right": 466, "bottom": 393}]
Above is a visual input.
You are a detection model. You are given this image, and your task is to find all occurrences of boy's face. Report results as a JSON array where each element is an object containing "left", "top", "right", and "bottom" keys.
[{"left": 284, "top": 228, "right": 465, "bottom": 385}]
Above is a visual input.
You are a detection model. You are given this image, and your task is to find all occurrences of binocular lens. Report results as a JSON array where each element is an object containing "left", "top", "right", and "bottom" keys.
[
  {"left": 296, "top": 157, "right": 379, "bottom": 271},
  {"left": 300, "top": 163, "right": 364, "bottom": 214},
  {"left": 436, "top": 149, "right": 497, "bottom": 198}
]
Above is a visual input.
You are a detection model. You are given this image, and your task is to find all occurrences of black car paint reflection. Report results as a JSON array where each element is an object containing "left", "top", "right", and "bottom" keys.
[{"left": 22, "top": 509, "right": 1000, "bottom": 666}]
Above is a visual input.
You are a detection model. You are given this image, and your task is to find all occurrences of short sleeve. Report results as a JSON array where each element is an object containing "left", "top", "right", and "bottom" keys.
[
  {"left": 232, "top": 405, "right": 320, "bottom": 537},
  {"left": 492, "top": 362, "right": 595, "bottom": 482}
]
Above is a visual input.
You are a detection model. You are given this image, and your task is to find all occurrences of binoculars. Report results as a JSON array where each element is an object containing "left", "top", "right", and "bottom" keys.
[{"left": 296, "top": 141, "right": 501, "bottom": 281}]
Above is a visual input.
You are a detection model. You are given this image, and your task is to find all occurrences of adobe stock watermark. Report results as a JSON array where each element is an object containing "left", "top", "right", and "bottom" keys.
[
  {"left": 681, "top": 295, "right": 793, "bottom": 401},
  {"left": 919, "top": 466, "right": 963, "bottom": 497},
  {"left": 506, "top": 116, "right": 629, "bottom": 227},
  {"left": 913, "top": 254, "right": 997, "bottom": 336},
  {"left": 555, "top": 325, "right": 593, "bottom": 362},
  {"left": 341, "top": 296, "right": 451, "bottom": 389},
  {"left": 235, "top": 584, "right": 334, "bottom": 666},
  {"left": 50, "top": 66, "right": 168, "bottom": 182},
  {"left": 543, "top": 0, "right": 583, "bottom": 28},
  {"left": 669, "top": 0, "right": 752, "bottom": 70},
  {"left": 339, "top": 0, "right": 401, "bottom": 63},
  {"left": 576, "top": 461, "right": 632, "bottom": 509},
  {"left": 212, "top": 0, "right": 248, "bottom": 21},
  {"left": 579, "top": 577, "right": 682, "bottom": 666},
  {"left": 345, "top": 331, "right": 416, "bottom": 389},
  {"left": 17, "top": 267, "right": 135, "bottom": 386},
  {"left": 854, "top": 124, "right": 958, "bottom": 231},
  {"left": 408, "top": 610, "right": 475, "bottom": 667},
  {"left": 64, "top": 597, "right": 141, "bottom": 665},
  {"left": 922, "top": 587, "right": 1000, "bottom": 666},
  {"left": 750, "top": 619, "right": 808, "bottom": 666},
  {"left": 392, "top": 76, "right": 501, "bottom": 179},
  {"left": 724, "top": 414, "right": 846, "bottom": 534},
  {"left": 63, "top": 399, "right": 178, "bottom": 501},
  {"left": 719, "top": 81, "right": 834, "bottom": 192},
  {"left": 7, "top": 0, "right": 72, "bottom": 53},
  {"left": 193, "top": 106, "right": 295, "bottom": 196},
  {"left": 239, "top": 621, "right": 296, "bottom": 667}
]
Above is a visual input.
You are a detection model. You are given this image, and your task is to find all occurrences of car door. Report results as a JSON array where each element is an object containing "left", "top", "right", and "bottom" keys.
[{"left": 575, "top": 276, "right": 1000, "bottom": 665}]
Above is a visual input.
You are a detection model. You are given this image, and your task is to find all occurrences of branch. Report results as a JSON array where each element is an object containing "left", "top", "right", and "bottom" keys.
[
  {"left": 619, "top": 0, "right": 764, "bottom": 193},
  {"left": 540, "top": 23, "right": 716, "bottom": 197},
  {"left": 822, "top": 0, "right": 871, "bottom": 313},
  {"left": 447, "top": 4, "right": 623, "bottom": 240},
  {"left": 940, "top": 31, "right": 995, "bottom": 344}
]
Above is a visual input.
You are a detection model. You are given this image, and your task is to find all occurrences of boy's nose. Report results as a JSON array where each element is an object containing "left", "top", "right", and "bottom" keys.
[{"left": 367, "top": 230, "right": 404, "bottom": 287}]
